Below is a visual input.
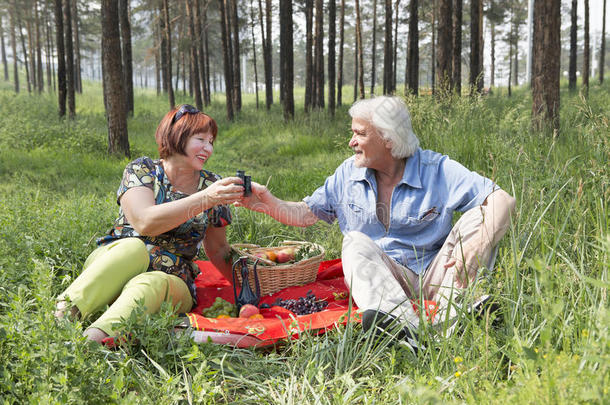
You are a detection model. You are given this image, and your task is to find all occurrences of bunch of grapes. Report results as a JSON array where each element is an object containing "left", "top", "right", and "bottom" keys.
[
  {"left": 273, "top": 290, "right": 328, "bottom": 315},
  {"left": 202, "top": 297, "right": 237, "bottom": 318}
]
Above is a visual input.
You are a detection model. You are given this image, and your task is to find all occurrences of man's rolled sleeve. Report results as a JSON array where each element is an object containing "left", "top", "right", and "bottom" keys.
[{"left": 302, "top": 168, "right": 343, "bottom": 225}]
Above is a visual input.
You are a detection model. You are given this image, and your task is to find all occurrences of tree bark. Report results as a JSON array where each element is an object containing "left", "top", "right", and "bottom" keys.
[
  {"left": 18, "top": 15, "right": 31, "bottom": 93},
  {"left": 600, "top": 0, "right": 607, "bottom": 84},
  {"left": 265, "top": 0, "right": 272, "bottom": 108},
  {"left": 196, "top": 0, "right": 210, "bottom": 105},
  {"left": 119, "top": 0, "right": 134, "bottom": 115},
  {"left": 452, "top": 0, "right": 462, "bottom": 94},
  {"left": 44, "top": 10, "right": 53, "bottom": 91},
  {"left": 101, "top": 0, "right": 129, "bottom": 157},
  {"left": 279, "top": 0, "right": 294, "bottom": 120},
  {"left": 249, "top": 0, "right": 259, "bottom": 108},
  {"left": 568, "top": 0, "right": 577, "bottom": 90},
  {"left": 583, "top": 0, "right": 589, "bottom": 95},
  {"left": 337, "top": 0, "right": 345, "bottom": 106},
  {"left": 71, "top": 0, "right": 81, "bottom": 93},
  {"left": 64, "top": 0, "right": 75, "bottom": 118},
  {"left": 35, "top": 0, "right": 44, "bottom": 92},
  {"left": 532, "top": 0, "right": 560, "bottom": 132},
  {"left": 328, "top": 0, "right": 336, "bottom": 115},
  {"left": 229, "top": 0, "right": 241, "bottom": 112},
  {"left": 437, "top": 0, "right": 452, "bottom": 95},
  {"left": 219, "top": 0, "right": 234, "bottom": 120},
  {"left": 392, "top": 0, "right": 399, "bottom": 90},
  {"left": 431, "top": 0, "right": 436, "bottom": 95},
  {"left": 490, "top": 21, "right": 495, "bottom": 89},
  {"left": 304, "top": 0, "right": 313, "bottom": 112},
  {"left": 186, "top": 0, "right": 202, "bottom": 110},
  {"left": 355, "top": 0, "right": 365, "bottom": 99},
  {"left": 469, "top": 0, "right": 483, "bottom": 95},
  {"left": 513, "top": 14, "right": 519, "bottom": 87},
  {"left": 314, "top": 0, "right": 324, "bottom": 108},
  {"left": 26, "top": 7, "right": 36, "bottom": 93},
  {"left": 371, "top": 0, "right": 378, "bottom": 96},
  {"left": 0, "top": 15, "right": 8, "bottom": 81},
  {"left": 406, "top": 0, "right": 419, "bottom": 96},
  {"left": 9, "top": 0, "right": 19, "bottom": 93},
  {"left": 162, "top": 0, "right": 174, "bottom": 108},
  {"left": 154, "top": 21, "right": 161, "bottom": 95},
  {"left": 383, "top": 0, "right": 393, "bottom": 94}
]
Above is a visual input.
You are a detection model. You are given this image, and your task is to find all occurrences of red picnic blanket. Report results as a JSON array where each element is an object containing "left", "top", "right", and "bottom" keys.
[{"left": 186, "top": 259, "right": 361, "bottom": 347}]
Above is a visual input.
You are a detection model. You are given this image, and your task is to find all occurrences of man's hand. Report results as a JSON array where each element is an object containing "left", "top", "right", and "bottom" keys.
[{"left": 443, "top": 240, "right": 487, "bottom": 288}]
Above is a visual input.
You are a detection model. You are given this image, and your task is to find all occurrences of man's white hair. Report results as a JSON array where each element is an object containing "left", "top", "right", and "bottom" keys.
[{"left": 348, "top": 96, "right": 420, "bottom": 159}]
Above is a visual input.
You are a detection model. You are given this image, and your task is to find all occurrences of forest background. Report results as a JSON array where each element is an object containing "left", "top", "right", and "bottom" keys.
[{"left": 0, "top": 0, "right": 608, "bottom": 403}]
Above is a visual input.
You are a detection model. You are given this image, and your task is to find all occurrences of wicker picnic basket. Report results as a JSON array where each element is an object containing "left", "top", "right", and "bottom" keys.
[{"left": 230, "top": 241, "right": 325, "bottom": 296}]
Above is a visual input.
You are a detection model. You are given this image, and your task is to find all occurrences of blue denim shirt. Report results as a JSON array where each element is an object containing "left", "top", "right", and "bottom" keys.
[{"left": 303, "top": 148, "right": 496, "bottom": 274}]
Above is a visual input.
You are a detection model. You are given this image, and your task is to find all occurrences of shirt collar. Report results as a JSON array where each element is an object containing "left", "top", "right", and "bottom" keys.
[{"left": 349, "top": 148, "right": 422, "bottom": 189}]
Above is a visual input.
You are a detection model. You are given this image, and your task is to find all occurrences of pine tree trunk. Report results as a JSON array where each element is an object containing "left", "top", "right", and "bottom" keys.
[
  {"left": 532, "top": 0, "right": 560, "bottom": 132},
  {"left": 265, "top": 0, "right": 272, "bottom": 108},
  {"left": 337, "top": 0, "right": 345, "bottom": 106},
  {"left": 406, "top": 0, "right": 419, "bottom": 96},
  {"left": 0, "top": 15, "right": 8, "bottom": 81},
  {"left": 600, "top": 0, "right": 606, "bottom": 84},
  {"left": 371, "top": 0, "right": 377, "bottom": 96},
  {"left": 18, "top": 17, "right": 31, "bottom": 93},
  {"left": 229, "top": 0, "right": 241, "bottom": 112},
  {"left": 437, "top": 0, "right": 452, "bottom": 95},
  {"left": 101, "top": 0, "right": 129, "bottom": 157},
  {"left": 583, "top": 0, "right": 589, "bottom": 95},
  {"left": 314, "top": 0, "right": 324, "bottom": 108},
  {"left": 249, "top": 0, "right": 259, "bottom": 108},
  {"left": 64, "top": 0, "right": 75, "bottom": 118},
  {"left": 195, "top": 0, "right": 210, "bottom": 106},
  {"left": 219, "top": 0, "right": 234, "bottom": 120},
  {"left": 490, "top": 21, "right": 495, "bottom": 89},
  {"left": 119, "top": 0, "right": 134, "bottom": 115},
  {"left": 203, "top": 5, "right": 211, "bottom": 103},
  {"left": 45, "top": 11, "right": 53, "bottom": 92},
  {"left": 26, "top": 8, "right": 36, "bottom": 92},
  {"left": 469, "top": 0, "right": 483, "bottom": 95},
  {"left": 35, "top": 0, "right": 44, "bottom": 92},
  {"left": 162, "top": 0, "right": 174, "bottom": 108},
  {"left": 186, "top": 0, "right": 202, "bottom": 110},
  {"left": 328, "top": 0, "right": 336, "bottom": 115},
  {"left": 9, "top": 0, "right": 19, "bottom": 93},
  {"left": 154, "top": 21, "right": 160, "bottom": 95},
  {"left": 304, "top": 0, "right": 313, "bottom": 112},
  {"left": 568, "top": 0, "right": 577, "bottom": 90},
  {"left": 279, "top": 0, "right": 294, "bottom": 120},
  {"left": 71, "top": 0, "right": 81, "bottom": 93},
  {"left": 431, "top": 0, "right": 436, "bottom": 95},
  {"left": 452, "top": 0, "right": 462, "bottom": 94},
  {"left": 392, "top": 0, "right": 399, "bottom": 91},
  {"left": 383, "top": 0, "right": 393, "bottom": 94},
  {"left": 355, "top": 0, "right": 365, "bottom": 99}
]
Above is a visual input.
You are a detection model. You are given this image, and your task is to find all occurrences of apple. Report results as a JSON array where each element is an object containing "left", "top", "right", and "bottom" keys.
[
  {"left": 276, "top": 247, "right": 296, "bottom": 263},
  {"left": 239, "top": 304, "right": 260, "bottom": 318},
  {"left": 253, "top": 252, "right": 268, "bottom": 260}
]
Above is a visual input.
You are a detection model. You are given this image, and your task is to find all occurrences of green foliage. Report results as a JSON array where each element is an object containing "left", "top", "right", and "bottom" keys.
[{"left": 0, "top": 82, "right": 608, "bottom": 403}]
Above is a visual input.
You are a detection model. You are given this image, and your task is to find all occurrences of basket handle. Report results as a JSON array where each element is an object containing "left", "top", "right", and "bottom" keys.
[{"left": 231, "top": 244, "right": 277, "bottom": 266}]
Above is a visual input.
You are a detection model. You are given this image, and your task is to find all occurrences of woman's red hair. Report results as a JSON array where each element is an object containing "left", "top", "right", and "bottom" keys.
[{"left": 155, "top": 106, "right": 218, "bottom": 159}]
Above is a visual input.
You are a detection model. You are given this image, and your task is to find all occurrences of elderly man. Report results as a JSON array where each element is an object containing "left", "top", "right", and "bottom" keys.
[{"left": 241, "top": 96, "right": 515, "bottom": 347}]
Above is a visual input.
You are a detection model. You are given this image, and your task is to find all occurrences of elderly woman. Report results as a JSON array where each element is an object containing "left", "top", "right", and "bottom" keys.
[{"left": 55, "top": 105, "right": 244, "bottom": 343}]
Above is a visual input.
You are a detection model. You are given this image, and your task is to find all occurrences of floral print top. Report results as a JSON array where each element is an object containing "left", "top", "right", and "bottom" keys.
[{"left": 97, "top": 157, "right": 232, "bottom": 303}]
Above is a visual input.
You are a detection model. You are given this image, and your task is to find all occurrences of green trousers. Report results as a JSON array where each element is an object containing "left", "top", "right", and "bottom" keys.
[{"left": 57, "top": 237, "right": 193, "bottom": 336}]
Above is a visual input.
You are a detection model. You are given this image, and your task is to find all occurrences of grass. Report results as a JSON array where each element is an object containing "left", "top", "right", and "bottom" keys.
[{"left": 0, "top": 77, "right": 608, "bottom": 403}]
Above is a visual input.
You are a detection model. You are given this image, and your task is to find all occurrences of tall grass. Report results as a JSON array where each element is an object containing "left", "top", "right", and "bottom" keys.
[{"left": 0, "top": 79, "right": 608, "bottom": 403}]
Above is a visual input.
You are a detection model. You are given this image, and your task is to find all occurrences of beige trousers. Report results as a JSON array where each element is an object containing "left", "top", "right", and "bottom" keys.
[{"left": 342, "top": 206, "right": 498, "bottom": 328}]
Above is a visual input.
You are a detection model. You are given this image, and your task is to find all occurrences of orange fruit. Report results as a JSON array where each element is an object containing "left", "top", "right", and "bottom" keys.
[
  {"left": 248, "top": 314, "right": 264, "bottom": 320},
  {"left": 216, "top": 314, "right": 231, "bottom": 319},
  {"left": 265, "top": 250, "right": 278, "bottom": 262}
]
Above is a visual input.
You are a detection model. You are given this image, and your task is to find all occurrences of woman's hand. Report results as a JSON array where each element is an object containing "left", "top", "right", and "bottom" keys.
[{"left": 198, "top": 176, "right": 245, "bottom": 207}]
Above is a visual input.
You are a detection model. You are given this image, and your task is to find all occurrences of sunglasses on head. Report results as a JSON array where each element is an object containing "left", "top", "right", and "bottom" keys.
[{"left": 172, "top": 104, "right": 200, "bottom": 124}]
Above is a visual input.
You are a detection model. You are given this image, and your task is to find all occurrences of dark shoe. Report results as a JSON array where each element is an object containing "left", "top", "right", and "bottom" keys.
[{"left": 362, "top": 309, "right": 424, "bottom": 353}]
